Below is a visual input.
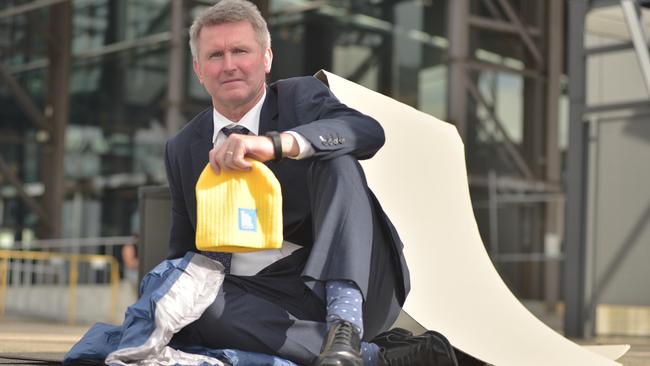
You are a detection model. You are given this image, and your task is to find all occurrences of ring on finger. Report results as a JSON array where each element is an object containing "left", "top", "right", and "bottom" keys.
[{"left": 226, "top": 151, "right": 234, "bottom": 155}]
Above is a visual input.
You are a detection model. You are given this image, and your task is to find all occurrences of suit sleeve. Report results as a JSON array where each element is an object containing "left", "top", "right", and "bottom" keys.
[
  {"left": 164, "top": 140, "right": 196, "bottom": 259},
  {"left": 287, "top": 76, "right": 385, "bottom": 160}
]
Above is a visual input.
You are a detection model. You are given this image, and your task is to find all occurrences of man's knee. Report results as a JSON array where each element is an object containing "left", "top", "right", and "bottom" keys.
[
  {"left": 307, "top": 155, "right": 366, "bottom": 186},
  {"left": 311, "top": 154, "right": 359, "bottom": 170}
]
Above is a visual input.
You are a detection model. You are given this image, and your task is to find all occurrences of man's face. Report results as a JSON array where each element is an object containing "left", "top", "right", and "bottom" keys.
[{"left": 193, "top": 21, "right": 272, "bottom": 116}]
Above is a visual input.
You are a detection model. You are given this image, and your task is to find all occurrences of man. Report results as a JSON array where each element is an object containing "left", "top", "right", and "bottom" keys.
[{"left": 165, "top": 1, "right": 456, "bottom": 365}]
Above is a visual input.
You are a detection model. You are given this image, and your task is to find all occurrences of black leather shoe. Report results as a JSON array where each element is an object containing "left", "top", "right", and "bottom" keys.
[
  {"left": 373, "top": 329, "right": 459, "bottom": 366},
  {"left": 314, "top": 320, "right": 362, "bottom": 366}
]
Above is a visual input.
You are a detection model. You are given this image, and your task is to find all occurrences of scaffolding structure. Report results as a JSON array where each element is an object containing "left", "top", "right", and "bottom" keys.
[{"left": 565, "top": 0, "right": 650, "bottom": 338}]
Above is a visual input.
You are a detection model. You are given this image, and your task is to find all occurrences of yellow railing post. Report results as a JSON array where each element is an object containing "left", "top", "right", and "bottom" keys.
[
  {"left": 0, "top": 253, "right": 8, "bottom": 317},
  {"left": 68, "top": 254, "right": 79, "bottom": 325},
  {"left": 110, "top": 257, "right": 120, "bottom": 324}
]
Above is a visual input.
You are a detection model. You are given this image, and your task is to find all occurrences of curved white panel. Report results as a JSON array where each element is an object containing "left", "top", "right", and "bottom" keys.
[{"left": 317, "top": 70, "right": 629, "bottom": 366}]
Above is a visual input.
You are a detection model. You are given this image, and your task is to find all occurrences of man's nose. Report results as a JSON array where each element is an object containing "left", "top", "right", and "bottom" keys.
[{"left": 223, "top": 53, "right": 236, "bottom": 71}]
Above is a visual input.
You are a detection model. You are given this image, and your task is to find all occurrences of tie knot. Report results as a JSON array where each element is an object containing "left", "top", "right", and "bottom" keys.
[{"left": 223, "top": 125, "right": 249, "bottom": 137}]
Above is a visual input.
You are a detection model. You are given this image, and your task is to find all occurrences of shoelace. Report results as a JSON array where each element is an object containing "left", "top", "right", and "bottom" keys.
[{"left": 332, "top": 321, "right": 355, "bottom": 346}]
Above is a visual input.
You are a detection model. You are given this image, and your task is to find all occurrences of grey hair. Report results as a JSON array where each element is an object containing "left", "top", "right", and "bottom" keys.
[{"left": 189, "top": 0, "right": 271, "bottom": 60}]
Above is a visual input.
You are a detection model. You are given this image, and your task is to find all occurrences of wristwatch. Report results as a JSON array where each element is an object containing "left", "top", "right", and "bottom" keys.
[{"left": 265, "top": 131, "right": 283, "bottom": 162}]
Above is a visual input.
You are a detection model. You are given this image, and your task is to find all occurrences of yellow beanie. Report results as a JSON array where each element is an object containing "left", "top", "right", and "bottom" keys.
[{"left": 195, "top": 160, "right": 283, "bottom": 253}]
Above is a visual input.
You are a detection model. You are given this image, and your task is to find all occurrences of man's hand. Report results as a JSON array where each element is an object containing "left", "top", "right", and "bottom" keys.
[{"left": 209, "top": 133, "right": 300, "bottom": 173}]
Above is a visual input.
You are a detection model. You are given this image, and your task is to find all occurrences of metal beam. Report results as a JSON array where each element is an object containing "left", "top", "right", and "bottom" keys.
[
  {"left": 465, "top": 59, "right": 542, "bottom": 79},
  {"left": 7, "top": 32, "right": 172, "bottom": 75},
  {"left": 75, "top": 32, "right": 171, "bottom": 60},
  {"left": 0, "top": 63, "right": 50, "bottom": 133},
  {"left": 565, "top": 0, "right": 590, "bottom": 339},
  {"left": 466, "top": 77, "right": 536, "bottom": 180},
  {"left": 469, "top": 174, "right": 562, "bottom": 192},
  {"left": 40, "top": 1, "right": 72, "bottom": 239},
  {"left": 544, "top": 0, "right": 565, "bottom": 313},
  {"left": 346, "top": 49, "right": 381, "bottom": 82},
  {"left": 591, "top": 0, "right": 622, "bottom": 8},
  {"left": 447, "top": 0, "right": 470, "bottom": 141},
  {"left": 0, "top": 0, "right": 69, "bottom": 19},
  {"left": 494, "top": 0, "right": 543, "bottom": 65},
  {"left": 585, "top": 41, "right": 635, "bottom": 55},
  {"left": 621, "top": 0, "right": 650, "bottom": 96},
  {"left": 468, "top": 15, "right": 541, "bottom": 36},
  {"left": 480, "top": 0, "right": 503, "bottom": 20},
  {"left": 0, "top": 157, "right": 51, "bottom": 230},
  {"left": 165, "top": 0, "right": 186, "bottom": 137},
  {"left": 584, "top": 99, "right": 650, "bottom": 113}
]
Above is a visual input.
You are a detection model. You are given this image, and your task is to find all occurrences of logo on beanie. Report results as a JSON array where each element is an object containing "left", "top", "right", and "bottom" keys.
[{"left": 238, "top": 208, "right": 257, "bottom": 232}]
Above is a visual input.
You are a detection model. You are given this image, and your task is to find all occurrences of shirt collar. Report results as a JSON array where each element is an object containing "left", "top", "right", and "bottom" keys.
[{"left": 212, "top": 88, "right": 266, "bottom": 143}]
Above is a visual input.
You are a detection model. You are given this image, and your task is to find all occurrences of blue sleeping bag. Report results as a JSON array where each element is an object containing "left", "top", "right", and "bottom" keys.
[{"left": 64, "top": 252, "right": 298, "bottom": 366}]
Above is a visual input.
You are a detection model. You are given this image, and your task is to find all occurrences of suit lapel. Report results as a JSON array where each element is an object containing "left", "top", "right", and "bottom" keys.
[
  {"left": 259, "top": 84, "right": 279, "bottom": 134},
  {"left": 190, "top": 110, "right": 213, "bottom": 186}
]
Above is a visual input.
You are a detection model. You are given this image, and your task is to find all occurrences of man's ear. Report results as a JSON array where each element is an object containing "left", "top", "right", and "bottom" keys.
[
  {"left": 193, "top": 59, "right": 203, "bottom": 84},
  {"left": 264, "top": 48, "right": 273, "bottom": 74}
]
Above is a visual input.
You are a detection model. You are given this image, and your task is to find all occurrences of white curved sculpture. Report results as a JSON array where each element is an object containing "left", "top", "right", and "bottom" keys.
[{"left": 316, "top": 70, "right": 629, "bottom": 366}]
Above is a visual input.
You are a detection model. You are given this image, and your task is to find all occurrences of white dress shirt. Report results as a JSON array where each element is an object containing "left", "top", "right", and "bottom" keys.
[{"left": 211, "top": 89, "right": 312, "bottom": 275}]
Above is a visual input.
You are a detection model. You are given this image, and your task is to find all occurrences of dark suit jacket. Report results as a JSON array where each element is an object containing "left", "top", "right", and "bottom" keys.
[{"left": 164, "top": 76, "right": 410, "bottom": 304}]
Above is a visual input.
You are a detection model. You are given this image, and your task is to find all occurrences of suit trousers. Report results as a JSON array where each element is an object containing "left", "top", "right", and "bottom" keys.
[{"left": 172, "top": 155, "right": 402, "bottom": 365}]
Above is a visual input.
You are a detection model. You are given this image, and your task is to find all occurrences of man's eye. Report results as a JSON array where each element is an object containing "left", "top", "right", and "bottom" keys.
[
  {"left": 210, "top": 52, "right": 223, "bottom": 58},
  {"left": 233, "top": 49, "right": 247, "bottom": 54}
]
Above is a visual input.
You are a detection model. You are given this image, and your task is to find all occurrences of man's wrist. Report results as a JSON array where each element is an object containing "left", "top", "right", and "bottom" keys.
[
  {"left": 265, "top": 131, "right": 283, "bottom": 162},
  {"left": 280, "top": 132, "right": 300, "bottom": 158}
]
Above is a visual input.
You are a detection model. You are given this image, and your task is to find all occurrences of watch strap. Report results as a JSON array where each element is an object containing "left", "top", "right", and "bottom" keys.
[{"left": 265, "top": 131, "right": 283, "bottom": 162}]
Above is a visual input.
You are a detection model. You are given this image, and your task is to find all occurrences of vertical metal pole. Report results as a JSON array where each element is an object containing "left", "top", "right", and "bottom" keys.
[
  {"left": 522, "top": 0, "right": 546, "bottom": 179},
  {"left": 447, "top": 0, "right": 469, "bottom": 141},
  {"left": 564, "top": 0, "right": 589, "bottom": 339},
  {"left": 166, "top": 0, "right": 186, "bottom": 137},
  {"left": 544, "top": 0, "right": 564, "bottom": 312},
  {"left": 488, "top": 170, "right": 499, "bottom": 258},
  {"left": 42, "top": 1, "right": 72, "bottom": 239}
]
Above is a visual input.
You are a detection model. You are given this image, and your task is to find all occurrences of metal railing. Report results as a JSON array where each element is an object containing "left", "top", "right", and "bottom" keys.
[{"left": 0, "top": 249, "right": 120, "bottom": 325}]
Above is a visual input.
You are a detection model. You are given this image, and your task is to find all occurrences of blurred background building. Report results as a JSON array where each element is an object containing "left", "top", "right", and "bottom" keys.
[{"left": 0, "top": 0, "right": 648, "bottom": 340}]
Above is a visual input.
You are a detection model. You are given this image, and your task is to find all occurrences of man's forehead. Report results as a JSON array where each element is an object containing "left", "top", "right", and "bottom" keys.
[
  {"left": 199, "top": 22, "right": 256, "bottom": 41},
  {"left": 202, "top": 20, "right": 254, "bottom": 34}
]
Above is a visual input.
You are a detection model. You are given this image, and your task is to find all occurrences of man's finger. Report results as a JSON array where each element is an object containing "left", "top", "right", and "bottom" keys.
[
  {"left": 232, "top": 143, "right": 252, "bottom": 170},
  {"left": 209, "top": 148, "right": 221, "bottom": 174},
  {"left": 222, "top": 147, "right": 235, "bottom": 171}
]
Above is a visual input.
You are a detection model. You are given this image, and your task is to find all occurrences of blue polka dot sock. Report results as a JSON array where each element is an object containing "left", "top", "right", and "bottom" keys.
[
  {"left": 361, "top": 341, "right": 380, "bottom": 366},
  {"left": 325, "top": 280, "right": 365, "bottom": 337}
]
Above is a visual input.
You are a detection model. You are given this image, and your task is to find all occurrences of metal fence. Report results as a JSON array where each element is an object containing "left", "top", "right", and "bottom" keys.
[{"left": 0, "top": 236, "right": 134, "bottom": 324}]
